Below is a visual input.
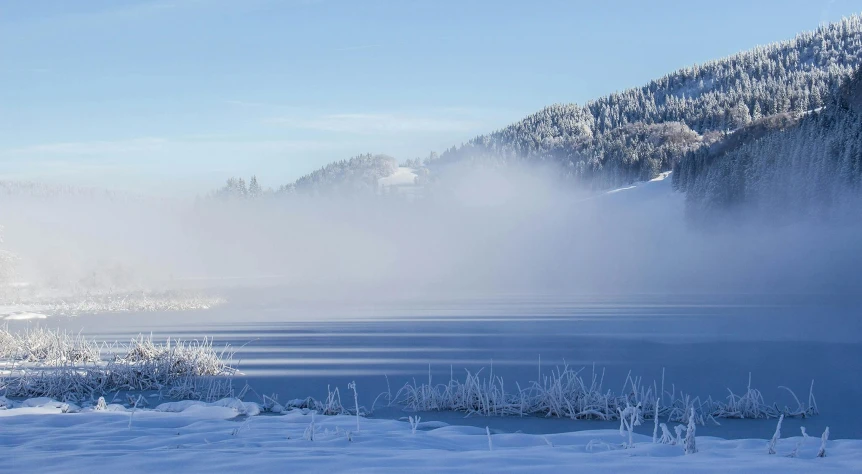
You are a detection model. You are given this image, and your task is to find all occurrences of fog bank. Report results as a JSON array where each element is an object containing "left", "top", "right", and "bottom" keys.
[{"left": 2, "top": 166, "right": 861, "bottom": 301}]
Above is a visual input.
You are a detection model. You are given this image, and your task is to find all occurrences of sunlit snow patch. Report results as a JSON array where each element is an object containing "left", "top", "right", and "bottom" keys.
[{"left": 649, "top": 171, "right": 673, "bottom": 182}]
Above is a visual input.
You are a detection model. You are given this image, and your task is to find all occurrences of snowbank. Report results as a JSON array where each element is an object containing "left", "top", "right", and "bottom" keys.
[
  {"left": 0, "top": 398, "right": 857, "bottom": 472},
  {"left": 155, "top": 398, "right": 261, "bottom": 417}
]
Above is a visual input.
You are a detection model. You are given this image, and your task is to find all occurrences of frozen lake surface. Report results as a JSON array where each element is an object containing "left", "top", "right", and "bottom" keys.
[{"left": 16, "top": 291, "right": 862, "bottom": 440}]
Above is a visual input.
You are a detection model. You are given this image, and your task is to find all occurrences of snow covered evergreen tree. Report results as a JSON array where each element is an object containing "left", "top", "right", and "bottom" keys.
[{"left": 248, "top": 176, "right": 262, "bottom": 198}]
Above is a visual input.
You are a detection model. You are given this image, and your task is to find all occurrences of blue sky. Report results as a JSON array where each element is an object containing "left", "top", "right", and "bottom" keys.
[{"left": 2, "top": 0, "right": 862, "bottom": 194}]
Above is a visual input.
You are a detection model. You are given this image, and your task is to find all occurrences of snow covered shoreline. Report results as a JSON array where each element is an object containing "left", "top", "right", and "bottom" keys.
[
  {"left": 0, "top": 290, "right": 224, "bottom": 320},
  {"left": 0, "top": 398, "right": 856, "bottom": 473}
]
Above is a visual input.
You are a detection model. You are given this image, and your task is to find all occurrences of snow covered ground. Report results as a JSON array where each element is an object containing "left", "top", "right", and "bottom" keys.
[{"left": 0, "top": 398, "right": 856, "bottom": 473}]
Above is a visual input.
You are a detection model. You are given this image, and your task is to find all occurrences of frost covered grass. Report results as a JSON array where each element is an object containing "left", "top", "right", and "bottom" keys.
[
  {"left": 0, "top": 326, "right": 101, "bottom": 363},
  {"left": 0, "top": 327, "right": 236, "bottom": 402},
  {"left": 392, "top": 364, "right": 818, "bottom": 426}
]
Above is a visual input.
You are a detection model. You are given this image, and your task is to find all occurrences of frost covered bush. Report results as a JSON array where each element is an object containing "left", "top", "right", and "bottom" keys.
[
  {"left": 393, "top": 365, "right": 818, "bottom": 424},
  {"left": 0, "top": 328, "right": 235, "bottom": 402}
]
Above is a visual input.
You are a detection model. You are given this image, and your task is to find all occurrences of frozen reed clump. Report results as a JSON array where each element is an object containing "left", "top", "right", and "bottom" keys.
[
  {"left": 392, "top": 364, "right": 819, "bottom": 424},
  {"left": 115, "top": 335, "right": 231, "bottom": 378},
  {"left": 0, "top": 327, "right": 236, "bottom": 403},
  {"left": 0, "top": 326, "right": 101, "bottom": 364}
]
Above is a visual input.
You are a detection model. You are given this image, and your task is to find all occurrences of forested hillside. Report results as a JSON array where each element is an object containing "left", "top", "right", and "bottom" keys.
[
  {"left": 431, "top": 16, "right": 862, "bottom": 189},
  {"left": 673, "top": 66, "right": 862, "bottom": 221},
  {"left": 281, "top": 154, "right": 398, "bottom": 196},
  {"left": 212, "top": 154, "right": 398, "bottom": 199}
]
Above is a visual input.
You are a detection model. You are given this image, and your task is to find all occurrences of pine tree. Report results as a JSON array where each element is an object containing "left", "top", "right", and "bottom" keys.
[
  {"left": 249, "top": 176, "right": 262, "bottom": 198},
  {"left": 752, "top": 101, "right": 763, "bottom": 121}
]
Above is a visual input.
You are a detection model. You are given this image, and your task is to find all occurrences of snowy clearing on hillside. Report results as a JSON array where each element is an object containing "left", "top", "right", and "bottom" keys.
[
  {"left": 378, "top": 167, "right": 417, "bottom": 188},
  {"left": 0, "top": 399, "right": 855, "bottom": 473},
  {"left": 604, "top": 171, "right": 673, "bottom": 195}
]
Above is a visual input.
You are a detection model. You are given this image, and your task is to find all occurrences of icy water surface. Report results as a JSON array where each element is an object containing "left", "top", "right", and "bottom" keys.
[{"left": 19, "top": 291, "right": 862, "bottom": 439}]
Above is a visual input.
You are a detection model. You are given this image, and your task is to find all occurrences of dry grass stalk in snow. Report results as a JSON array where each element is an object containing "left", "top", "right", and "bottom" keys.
[
  {"left": 818, "top": 426, "right": 830, "bottom": 458},
  {"left": 768, "top": 414, "right": 784, "bottom": 454}
]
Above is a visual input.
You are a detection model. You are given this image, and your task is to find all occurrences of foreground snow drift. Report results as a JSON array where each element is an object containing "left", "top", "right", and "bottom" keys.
[{"left": 0, "top": 399, "right": 857, "bottom": 473}]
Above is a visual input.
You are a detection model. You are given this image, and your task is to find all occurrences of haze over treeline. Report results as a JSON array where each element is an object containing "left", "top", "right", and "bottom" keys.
[{"left": 2, "top": 162, "right": 861, "bottom": 302}]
